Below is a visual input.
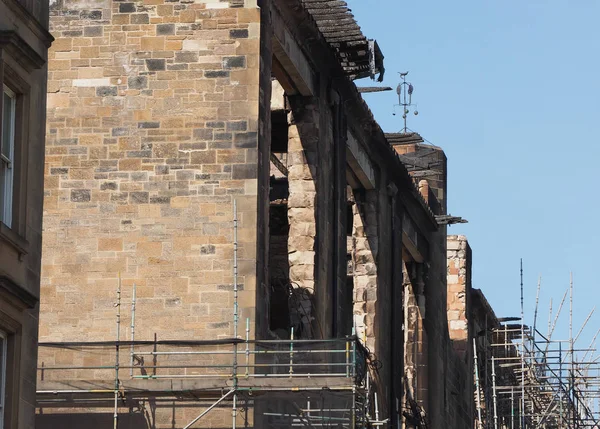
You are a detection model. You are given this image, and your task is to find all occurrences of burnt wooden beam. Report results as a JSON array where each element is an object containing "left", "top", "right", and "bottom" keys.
[
  {"left": 357, "top": 87, "right": 393, "bottom": 93},
  {"left": 270, "top": 153, "right": 289, "bottom": 177}
]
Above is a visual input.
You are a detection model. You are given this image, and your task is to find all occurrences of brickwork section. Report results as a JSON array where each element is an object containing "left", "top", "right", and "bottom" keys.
[{"left": 41, "top": 0, "right": 261, "bottom": 346}]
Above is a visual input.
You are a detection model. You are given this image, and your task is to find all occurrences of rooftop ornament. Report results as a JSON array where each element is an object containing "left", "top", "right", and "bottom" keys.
[{"left": 393, "top": 71, "right": 419, "bottom": 134}]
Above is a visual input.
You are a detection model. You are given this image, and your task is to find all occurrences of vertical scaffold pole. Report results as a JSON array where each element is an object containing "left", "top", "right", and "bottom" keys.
[
  {"left": 289, "top": 327, "right": 294, "bottom": 377},
  {"left": 559, "top": 341, "right": 563, "bottom": 427},
  {"left": 245, "top": 317, "right": 250, "bottom": 378},
  {"left": 520, "top": 259, "right": 525, "bottom": 429},
  {"left": 114, "top": 273, "right": 122, "bottom": 429},
  {"left": 351, "top": 327, "right": 357, "bottom": 428},
  {"left": 569, "top": 272, "right": 575, "bottom": 428},
  {"left": 233, "top": 200, "right": 239, "bottom": 429},
  {"left": 492, "top": 356, "right": 498, "bottom": 429},
  {"left": 130, "top": 283, "right": 136, "bottom": 378},
  {"left": 474, "top": 338, "right": 483, "bottom": 429},
  {"left": 511, "top": 387, "right": 515, "bottom": 429}
]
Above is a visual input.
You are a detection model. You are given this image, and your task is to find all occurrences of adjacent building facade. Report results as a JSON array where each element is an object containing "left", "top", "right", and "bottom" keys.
[{"left": 0, "top": 0, "right": 52, "bottom": 428}]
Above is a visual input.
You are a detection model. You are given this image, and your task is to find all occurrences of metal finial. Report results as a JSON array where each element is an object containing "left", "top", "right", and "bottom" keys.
[{"left": 392, "top": 71, "right": 419, "bottom": 133}]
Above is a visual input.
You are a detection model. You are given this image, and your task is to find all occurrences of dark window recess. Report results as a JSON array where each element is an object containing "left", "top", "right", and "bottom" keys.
[
  {"left": 269, "top": 177, "right": 288, "bottom": 202},
  {"left": 346, "top": 202, "right": 354, "bottom": 236},
  {"left": 271, "top": 109, "right": 288, "bottom": 153},
  {"left": 268, "top": 205, "right": 291, "bottom": 337}
]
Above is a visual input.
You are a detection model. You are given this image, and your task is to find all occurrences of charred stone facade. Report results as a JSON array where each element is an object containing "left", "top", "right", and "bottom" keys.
[{"left": 38, "top": 1, "right": 477, "bottom": 428}]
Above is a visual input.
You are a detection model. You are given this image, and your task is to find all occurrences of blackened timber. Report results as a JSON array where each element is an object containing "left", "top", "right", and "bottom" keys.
[
  {"left": 306, "top": 8, "right": 351, "bottom": 16},
  {"left": 321, "top": 29, "right": 363, "bottom": 37},
  {"left": 397, "top": 154, "right": 442, "bottom": 170},
  {"left": 357, "top": 87, "right": 393, "bottom": 93},
  {"left": 275, "top": 1, "right": 433, "bottom": 229},
  {"left": 302, "top": 0, "right": 348, "bottom": 6},
  {"left": 270, "top": 153, "right": 288, "bottom": 176},
  {"left": 287, "top": 0, "right": 384, "bottom": 79}
]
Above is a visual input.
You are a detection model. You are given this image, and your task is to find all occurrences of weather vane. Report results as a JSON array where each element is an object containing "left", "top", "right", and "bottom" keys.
[{"left": 393, "top": 71, "right": 418, "bottom": 133}]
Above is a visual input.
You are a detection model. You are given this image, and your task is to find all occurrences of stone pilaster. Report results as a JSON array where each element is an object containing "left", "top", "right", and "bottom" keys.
[
  {"left": 286, "top": 97, "right": 319, "bottom": 337},
  {"left": 351, "top": 189, "right": 378, "bottom": 351},
  {"left": 447, "top": 235, "right": 471, "bottom": 359}
]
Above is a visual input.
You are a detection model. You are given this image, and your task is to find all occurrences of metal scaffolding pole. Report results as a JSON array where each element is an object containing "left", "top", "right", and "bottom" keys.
[
  {"left": 475, "top": 338, "right": 484, "bottom": 429},
  {"left": 233, "top": 200, "right": 239, "bottom": 429},
  {"left": 114, "top": 274, "right": 122, "bottom": 429},
  {"left": 493, "top": 356, "right": 499, "bottom": 429},
  {"left": 520, "top": 259, "right": 526, "bottom": 429}
]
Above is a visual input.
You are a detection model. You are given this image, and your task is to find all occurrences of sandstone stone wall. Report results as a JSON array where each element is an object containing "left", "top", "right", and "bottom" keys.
[
  {"left": 403, "top": 260, "right": 429, "bottom": 419},
  {"left": 41, "top": 0, "right": 261, "bottom": 351},
  {"left": 39, "top": 1, "right": 262, "bottom": 426},
  {"left": 286, "top": 97, "right": 318, "bottom": 338},
  {"left": 399, "top": 203, "right": 475, "bottom": 428},
  {"left": 447, "top": 235, "right": 472, "bottom": 359},
  {"left": 351, "top": 189, "right": 378, "bottom": 352},
  {"left": 446, "top": 235, "right": 474, "bottom": 427}
]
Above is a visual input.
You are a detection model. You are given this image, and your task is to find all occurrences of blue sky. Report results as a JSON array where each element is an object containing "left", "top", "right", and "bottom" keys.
[{"left": 348, "top": 0, "right": 600, "bottom": 348}]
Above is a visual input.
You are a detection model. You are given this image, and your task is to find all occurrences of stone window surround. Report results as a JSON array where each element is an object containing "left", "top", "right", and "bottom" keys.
[
  {"left": 0, "top": 287, "right": 26, "bottom": 429},
  {"left": 0, "top": 329, "right": 5, "bottom": 429},
  {"left": 0, "top": 30, "right": 45, "bottom": 257}
]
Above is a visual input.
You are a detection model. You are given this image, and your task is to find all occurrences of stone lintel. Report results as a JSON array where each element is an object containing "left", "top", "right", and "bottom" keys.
[
  {"left": 402, "top": 213, "right": 427, "bottom": 263},
  {"left": 271, "top": 5, "right": 316, "bottom": 96},
  {"left": 346, "top": 131, "right": 375, "bottom": 190}
]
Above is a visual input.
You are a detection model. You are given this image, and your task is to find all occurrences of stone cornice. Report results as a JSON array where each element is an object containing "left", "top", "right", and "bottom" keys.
[
  {"left": 0, "top": 30, "right": 46, "bottom": 71},
  {"left": 0, "top": 274, "right": 37, "bottom": 310},
  {"left": 3, "top": 0, "right": 53, "bottom": 48}
]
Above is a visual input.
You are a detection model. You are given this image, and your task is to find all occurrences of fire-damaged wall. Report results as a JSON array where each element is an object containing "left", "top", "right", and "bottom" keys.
[
  {"left": 37, "top": 0, "right": 479, "bottom": 427},
  {"left": 391, "top": 135, "right": 475, "bottom": 429}
]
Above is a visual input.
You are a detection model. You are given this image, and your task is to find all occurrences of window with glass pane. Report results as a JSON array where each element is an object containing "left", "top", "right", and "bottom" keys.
[
  {"left": 0, "top": 87, "right": 16, "bottom": 228},
  {"left": 0, "top": 331, "right": 6, "bottom": 429}
]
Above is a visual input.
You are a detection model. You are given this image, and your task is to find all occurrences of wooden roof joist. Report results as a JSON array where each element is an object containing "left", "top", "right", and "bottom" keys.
[
  {"left": 299, "top": 0, "right": 385, "bottom": 81},
  {"left": 327, "top": 36, "right": 367, "bottom": 44},
  {"left": 315, "top": 15, "right": 357, "bottom": 23},
  {"left": 324, "top": 33, "right": 365, "bottom": 40},
  {"left": 320, "top": 27, "right": 362, "bottom": 35},
  {"left": 302, "top": 0, "right": 348, "bottom": 5},
  {"left": 324, "top": 36, "right": 365, "bottom": 43},
  {"left": 343, "top": 65, "right": 371, "bottom": 72},
  {"left": 316, "top": 18, "right": 357, "bottom": 26},
  {"left": 306, "top": 7, "right": 351, "bottom": 15},
  {"left": 329, "top": 40, "right": 370, "bottom": 47},
  {"left": 337, "top": 51, "right": 369, "bottom": 59}
]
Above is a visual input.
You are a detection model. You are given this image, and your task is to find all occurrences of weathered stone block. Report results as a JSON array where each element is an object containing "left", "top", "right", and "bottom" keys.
[
  {"left": 157, "top": 24, "right": 175, "bottom": 35},
  {"left": 131, "top": 14, "right": 149, "bottom": 24},
  {"left": 83, "top": 26, "right": 103, "bottom": 37},
  {"left": 70, "top": 189, "right": 91, "bottom": 202},
  {"left": 118, "top": 3, "right": 135, "bottom": 13},
  {"left": 128, "top": 76, "right": 148, "bottom": 90},
  {"left": 96, "top": 86, "right": 117, "bottom": 97},
  {"left": 223, "top": 56, "right": 246, "bottom": 69},
  {"left": 229, "top": 29, "right": 248, "bottom": 38}
]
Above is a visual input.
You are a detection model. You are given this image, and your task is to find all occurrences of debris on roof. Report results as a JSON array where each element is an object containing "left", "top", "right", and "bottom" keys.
[{"left": 301, "top": 0, "right": 385, "bottom": 81}]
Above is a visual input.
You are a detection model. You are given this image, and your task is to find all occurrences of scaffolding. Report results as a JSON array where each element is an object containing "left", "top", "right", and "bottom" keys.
[
  {"left": 37, "top": 333, "right": 383, "bottom": 427},
  {"left": 475, "top": 268, "right": 600, "bottom": 429},
  {"left": 36, "top": 201, "right": 388, "bottom": 428}
]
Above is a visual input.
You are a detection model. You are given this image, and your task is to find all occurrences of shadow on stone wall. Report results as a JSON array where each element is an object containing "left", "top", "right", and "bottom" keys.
[{"left": 37, "top": 412, "right": 148, "bottom": 429}]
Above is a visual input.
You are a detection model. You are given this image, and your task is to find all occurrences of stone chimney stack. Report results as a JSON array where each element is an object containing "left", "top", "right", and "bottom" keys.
[{"left": 386, "top": 132, "right": 447, "bottom": 215}]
